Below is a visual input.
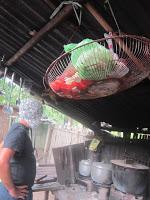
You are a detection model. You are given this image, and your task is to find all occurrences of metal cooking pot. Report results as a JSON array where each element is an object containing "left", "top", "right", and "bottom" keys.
[
  {"left": 91, "top": 162, "right": 112, "bottom": 185},
  {"left": 79, "top": 160, "right": 91, "bottom": 177},
  {"left": 111, "top": 159, "right": 149, "bottom": 195}
]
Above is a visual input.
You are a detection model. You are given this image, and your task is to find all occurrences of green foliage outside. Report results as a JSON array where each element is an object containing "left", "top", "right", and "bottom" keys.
[{"left": 0, "top": 78, "right": 82, "bottom": 127}]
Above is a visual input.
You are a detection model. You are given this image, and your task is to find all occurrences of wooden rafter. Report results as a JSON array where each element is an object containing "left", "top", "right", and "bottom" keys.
[
  {"left": 85, "top": 2, "right": 146, "bottom": 71},
  {"left": 85, "top": 2, "right": 113, "bottom": 32},
  {"left": 43, "top": 0, "right": 56, "bottom": 9},
  {"left": 5, "top": 0, "right": 86, "bottom": 66}
]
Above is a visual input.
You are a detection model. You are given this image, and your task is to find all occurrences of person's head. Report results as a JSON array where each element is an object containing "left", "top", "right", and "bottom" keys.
[{"left": 19, "top": 98, "right": 43, "bottom": 128}]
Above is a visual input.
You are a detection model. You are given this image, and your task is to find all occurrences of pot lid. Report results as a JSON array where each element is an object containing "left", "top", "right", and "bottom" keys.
[
  {"left": 92, "top": 162, "right": 112, "bottom": 170},
  {"left": 111, "top": 160, "right": 149, "bottom": 170},
  {"left": 80, "top": 160, "right": 91, "bottom": 166}
]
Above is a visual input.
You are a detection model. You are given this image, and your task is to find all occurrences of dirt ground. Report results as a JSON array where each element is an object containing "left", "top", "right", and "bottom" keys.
[{"left": 33, "top": 191, "right": 55, "bottom": 200}]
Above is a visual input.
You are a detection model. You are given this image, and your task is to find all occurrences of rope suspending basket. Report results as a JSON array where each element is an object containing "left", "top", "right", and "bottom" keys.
[{"left": 44, "top": 34, "right": 150, "bottom": 100}]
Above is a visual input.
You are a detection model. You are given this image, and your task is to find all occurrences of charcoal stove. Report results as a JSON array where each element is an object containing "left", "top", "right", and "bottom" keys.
[
  {"left": 109, "top": 185, "right": 145, "bottom": 200},
  {"left": 111, "top": 159, "right": 149, "bottom": 195}
]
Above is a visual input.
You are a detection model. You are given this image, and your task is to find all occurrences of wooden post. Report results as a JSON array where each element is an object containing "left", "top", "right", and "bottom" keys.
[
  {"left": 44, "top": 191, "right": 49, "bottom": 200},
  {"left": 44, "top": 124, "right": 54, "bottom": 164}
]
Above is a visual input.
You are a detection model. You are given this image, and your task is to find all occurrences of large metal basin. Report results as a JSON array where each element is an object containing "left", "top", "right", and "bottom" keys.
[{"left": 111, "top": 160, "right": 149, "bottom": 195}]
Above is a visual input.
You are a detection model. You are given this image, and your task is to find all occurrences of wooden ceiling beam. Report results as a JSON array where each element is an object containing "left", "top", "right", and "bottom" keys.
[
  {"left": 5, "top": 0, "right": 86, "bottom": 66},
  {"left": 85, "top": 2, "right": 113, "bottom": 32},
  {"left": 85, "top": 2, "right": 146, "bottom": 71},
  {"left": 42, "top": 0, "right": 56, "bottom": 9}
]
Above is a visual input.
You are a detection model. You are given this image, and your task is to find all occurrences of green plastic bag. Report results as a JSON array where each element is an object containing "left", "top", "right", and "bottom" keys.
[{"left": 64, "top": 39, "right": 115, "bottom": 80}]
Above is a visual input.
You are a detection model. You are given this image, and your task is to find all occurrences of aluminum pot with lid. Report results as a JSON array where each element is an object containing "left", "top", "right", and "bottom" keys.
[
  {"left": 91, "top": 162, "right": 112, "bottom": 185},
  {"left": 111, "top": 159, "right": 149, "bottom": 195},
  {"left": 79, "top": 160, "right": 91, "bottom": 177}
]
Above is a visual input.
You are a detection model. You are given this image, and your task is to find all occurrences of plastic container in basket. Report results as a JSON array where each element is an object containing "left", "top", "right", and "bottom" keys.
[{"left": 44, "top": 35, "right": 150, "bottom": 100}]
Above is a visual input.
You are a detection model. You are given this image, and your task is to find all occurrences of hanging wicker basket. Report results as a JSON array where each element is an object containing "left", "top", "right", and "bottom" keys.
[{"left": 44, "top": 34, "right": 150, "bottom": 100}]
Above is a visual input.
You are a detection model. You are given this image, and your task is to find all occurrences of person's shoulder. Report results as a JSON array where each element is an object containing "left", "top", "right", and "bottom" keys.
[
  {"left": 4, "top": 123, "right": 29, "bottom": 151},
  {"left": 8, "top": 123, "right": 21, "bottom": 132},
  {"left": 10, "top": 122, "right": 20, "bottom": 129},
  {"left": 11, "top": 122, "right": 28, "bottom": 130},
  {"left": 7, "top": 123, "right": 29, "bottom": 137}
]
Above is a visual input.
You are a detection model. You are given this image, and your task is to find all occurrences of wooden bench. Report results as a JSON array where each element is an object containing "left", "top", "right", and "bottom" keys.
[{"left": 32, "top": 182, "right": 65, "bottom": 200}]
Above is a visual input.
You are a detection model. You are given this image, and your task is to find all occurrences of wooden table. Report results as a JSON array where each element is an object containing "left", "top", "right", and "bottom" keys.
[{"left": 32, "top": 182, "right": 65, "bottom": 200}]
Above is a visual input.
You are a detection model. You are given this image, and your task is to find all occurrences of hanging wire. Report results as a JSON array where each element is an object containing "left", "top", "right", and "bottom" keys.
[
  {"left": 48, "top": 1, "right": 82, "bottom": 63},
  {"left": 50, "top": 1, "right": 82, "bottom": 26},
  {"left": 44, "top": 2, "right": 82, "bottom": 90},
  {"left": 49, "top": 1, "right": 83, "bottom": 53},
  {"left": 105, "top": 0, "right": 121, "bottom": 35},
  {"left": 72, "top": 2, "right": 82, "bottom": 26}
]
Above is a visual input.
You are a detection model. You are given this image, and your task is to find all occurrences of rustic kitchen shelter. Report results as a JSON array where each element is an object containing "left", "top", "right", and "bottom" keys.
[
  {"left": 0, "top": 0, "right": 150, "bottom": 132},
  {"left": 0, "top": 0, "right": 150, "bottom": 199}
]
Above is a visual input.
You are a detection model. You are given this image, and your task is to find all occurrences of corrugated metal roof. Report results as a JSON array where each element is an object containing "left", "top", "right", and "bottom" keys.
[{"left": 0, "top": 0, "right": 150, "bottom": 133}]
